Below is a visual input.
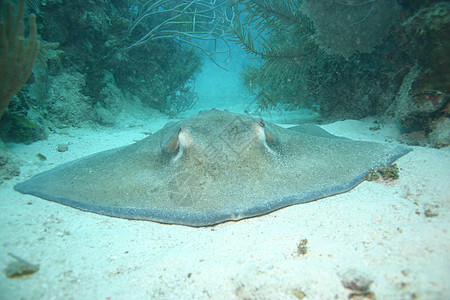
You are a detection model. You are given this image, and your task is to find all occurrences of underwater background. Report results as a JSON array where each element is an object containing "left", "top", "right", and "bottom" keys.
[
  {"left": 0, "top": 0, "right": 449, "bottom": 299},
  {"left": 1, "top": 0, "right": 448, "bottom": 149}
]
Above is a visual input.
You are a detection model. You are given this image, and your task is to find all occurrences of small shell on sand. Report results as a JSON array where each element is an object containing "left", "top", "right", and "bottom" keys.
[{"left": 339, "top": 268, "right": 373, "bottom": 292}]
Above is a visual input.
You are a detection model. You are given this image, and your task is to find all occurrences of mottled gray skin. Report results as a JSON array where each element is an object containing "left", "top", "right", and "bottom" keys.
[{"left": 14, "top": 109, "right": 411, "bottom": 226}]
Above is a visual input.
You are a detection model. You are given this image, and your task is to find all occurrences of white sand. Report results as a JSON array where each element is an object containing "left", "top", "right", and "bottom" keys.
[{"left": 1, "top": 113, "right": 449, "bottom": 300}]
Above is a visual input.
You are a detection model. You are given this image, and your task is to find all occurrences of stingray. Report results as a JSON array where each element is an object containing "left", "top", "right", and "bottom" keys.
[{"left": 14, "top": 109, "right": 411, "bottom": 226}]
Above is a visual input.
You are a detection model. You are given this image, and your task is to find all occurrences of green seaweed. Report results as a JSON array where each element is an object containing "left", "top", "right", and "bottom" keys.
[{"left": 4, "top": 253, "right": 40, "bottom": 278}]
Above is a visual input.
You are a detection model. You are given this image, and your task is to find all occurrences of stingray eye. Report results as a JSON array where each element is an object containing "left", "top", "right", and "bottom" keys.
[
  {"left": 162, "top": 127, "right": 183, "bottom": 154},
  {"left": 259, "top": 119, "right": 265, "bottom": 128}
]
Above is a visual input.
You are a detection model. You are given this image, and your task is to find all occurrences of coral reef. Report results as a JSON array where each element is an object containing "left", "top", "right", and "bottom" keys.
[
  {"left": 234, "top": 0, "right": 448, "bottom": 147},
  {"left": 386, "top": 2, "right": 450, "bottom": 147},
  {"left": 0, "top": 0, "right": 206, "bottom": 143},
  {"left": 1, "top": 0, "right": 448, "bottom": 149},
  {"left": 395, "top": 2, "right": 449, "bottom": 95}
]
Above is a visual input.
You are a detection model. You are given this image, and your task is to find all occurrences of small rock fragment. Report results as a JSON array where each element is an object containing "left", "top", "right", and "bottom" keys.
[
  {"left": 292, "top": 289, "right": 307, "bottom": 299},
  {"left": 296, "top": 239, "right": 308, "bottom": 256},
  {"left": 4, "top": 253, "right": 40, "bottom": 278},
  {"left": 339, "top": 268, "right": 373, "bottom": 292},
  {"left": 57, "top": 144, "right": 69, "bottom": 152},
  {"left": 398, "top": 186, "right": 409, "bottom": 199},
  {"left": 424, "top": 208, "right": 439, "bottom": 218}
]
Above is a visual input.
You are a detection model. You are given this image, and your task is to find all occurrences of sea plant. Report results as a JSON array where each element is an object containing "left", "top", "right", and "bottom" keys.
[
  {"left": 230, "top": 0, "right": 403, "bottom": 116},
  {"left": 229, "top": 0, "right": 323, "bottom": 111}
]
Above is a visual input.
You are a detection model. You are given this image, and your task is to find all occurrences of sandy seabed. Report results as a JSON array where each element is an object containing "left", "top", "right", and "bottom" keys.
[{"left": 0, "top": 112, "right": 449, "bottom": 300}]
